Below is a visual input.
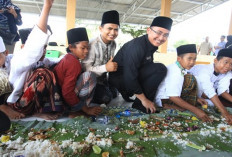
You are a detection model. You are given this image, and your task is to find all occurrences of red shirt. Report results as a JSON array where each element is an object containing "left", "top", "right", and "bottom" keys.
[{"left": 54, "top": 53, "right": 81, "bottom": 106}]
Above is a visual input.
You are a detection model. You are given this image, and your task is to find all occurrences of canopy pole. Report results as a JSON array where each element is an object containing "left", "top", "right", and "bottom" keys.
[
  {"left": 229, "top": 8, "right": 232, "bottom": 35},
  {"left": 159, "top": 0, "right": 171, "bottom": 53},
  {"left": 66, "top": 0, "right": 76, "bottom": 45}
]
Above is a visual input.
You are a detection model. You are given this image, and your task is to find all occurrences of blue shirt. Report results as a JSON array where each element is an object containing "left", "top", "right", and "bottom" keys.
[{"left": 214, "top": 41, "right": 226, "bottom": 56}]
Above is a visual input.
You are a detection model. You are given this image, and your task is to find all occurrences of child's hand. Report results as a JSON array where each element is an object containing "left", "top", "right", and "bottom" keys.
[
  {"left": 197, "top": 98, "right": 208, "bottom": 106},
  {"left": 195, "top": 109, "right": 212, "bottom": 122},
  {"left": 223, "top": 113, "right": 232, "bottom": 125}
]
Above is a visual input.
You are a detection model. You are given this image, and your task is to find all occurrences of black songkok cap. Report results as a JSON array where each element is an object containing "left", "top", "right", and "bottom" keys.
[
  {"left": 0, "top": 111, "right": 11, "bottom": 132},
  {"left": 227, "top": 35, "right": 232, "bottom": 42},
  {"left": 177, "top": 44, "right": 197, "bottom": 56},
  {"left": 150, "top": 16, "right": 173, "bottom": 31},
  {"left": 19, "top": 28, "right": 32, "bottom": 44},
  {"left": 217, "top": 48, "right": 232, "bottom": 58},
  {"left": 67, "top": 27, "right": 89, "bottom": 44},
  {"left": 101, "top": 10, "right": 120, "bottom": 26},
  {"left": 48, "top": 42, "right": 58, "bottom": 46}
]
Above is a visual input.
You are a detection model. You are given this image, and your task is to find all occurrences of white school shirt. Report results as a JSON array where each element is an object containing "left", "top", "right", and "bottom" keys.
[
  {"left": 217, "top": 71, "right": 232, "bottom": 95},
  {"left": 155, "top": 63, "right": 188, "bottom": 107},
  {"left": 7, "top": 25, "right": 51, "bottom": 103},
  {"left": 189, "top": 64, "right": 231, "bottom": 99}
]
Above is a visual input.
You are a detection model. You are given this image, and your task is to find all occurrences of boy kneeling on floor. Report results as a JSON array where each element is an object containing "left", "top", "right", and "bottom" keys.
[{"left": 155, "top": 44, "right": 212, "bottom": 122}]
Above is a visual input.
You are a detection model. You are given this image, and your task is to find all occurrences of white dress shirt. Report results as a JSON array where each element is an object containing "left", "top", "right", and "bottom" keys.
[
  {"left": 155, "top": 63, "right": 188, "bottom": 107},
  {"left": 189, "top": 64, "right": 231, "bottom": 99}
]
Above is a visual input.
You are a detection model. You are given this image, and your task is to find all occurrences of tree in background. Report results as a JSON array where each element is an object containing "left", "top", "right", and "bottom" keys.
[
  {"left": 76, "top": 19, "right": 98, "bottom": 39},
  {"left": 173, "top": 40, "right": 189, "bottom": 48},
  {"left": 121, "top": 24, "right": 147, "bottom": 38}
]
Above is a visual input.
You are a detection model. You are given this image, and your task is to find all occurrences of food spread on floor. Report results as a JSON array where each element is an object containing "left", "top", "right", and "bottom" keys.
[{"left": 1, "top": 106, "right": 232, "bottom": 157}]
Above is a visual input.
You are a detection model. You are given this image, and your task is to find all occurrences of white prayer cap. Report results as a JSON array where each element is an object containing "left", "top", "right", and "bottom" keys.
[{"left": 0, "top": 37, "right": 6, "bottom": 53}]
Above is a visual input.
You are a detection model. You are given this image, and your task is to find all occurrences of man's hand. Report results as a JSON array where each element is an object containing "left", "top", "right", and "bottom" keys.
[
  {"left": 106, "top": 56, "right": 118, "bottom": 72},
  {"left": 141, "top": 98, "right": 156, "bottom": 113},
  {"left": 7, "top": 7, "right": 17, "bottom": 18}
]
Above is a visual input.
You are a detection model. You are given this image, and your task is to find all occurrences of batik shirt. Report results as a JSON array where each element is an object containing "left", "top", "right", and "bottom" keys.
[{"left": 82, "top": 35, "right": 116, "bottom": 76}]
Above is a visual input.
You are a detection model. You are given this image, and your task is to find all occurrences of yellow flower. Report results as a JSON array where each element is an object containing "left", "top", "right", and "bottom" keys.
[
  {"left": 202, "top": 105, "right": 208, "bottom": 109},
  {"left": 191, "top": 117, "right": 199, "bottom": 121},
  {"left": 140, "top": 121, "right": 147, "bottom": 128},
  {"left": 1, "top": 135, "right": 10, "bottom": 143}
]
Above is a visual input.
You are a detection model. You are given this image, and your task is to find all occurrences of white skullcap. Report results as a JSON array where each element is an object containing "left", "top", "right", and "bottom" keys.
[{"left": 0, "top": 37, "right": 6, "bottom": 53}]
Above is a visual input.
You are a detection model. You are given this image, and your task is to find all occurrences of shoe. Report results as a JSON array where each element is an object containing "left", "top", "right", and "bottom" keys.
[
  {"left": 109, "top": 87, "right": 118, "bottom": 99},
  {"left": 121, "top": 91, "right": 134, "bottom": 102}
]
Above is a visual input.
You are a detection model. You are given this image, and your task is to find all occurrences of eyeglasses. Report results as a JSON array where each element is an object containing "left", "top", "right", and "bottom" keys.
[{"left": 150, "top": 27, "right": 169, "bottom": 38}]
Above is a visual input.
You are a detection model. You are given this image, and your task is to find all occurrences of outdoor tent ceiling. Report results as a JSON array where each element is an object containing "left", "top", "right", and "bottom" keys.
[{"left": 13, "top": 0, "right": 229, "bottom": 26}]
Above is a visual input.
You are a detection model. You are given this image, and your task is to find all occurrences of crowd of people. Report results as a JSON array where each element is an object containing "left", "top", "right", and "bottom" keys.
[
  {"left": 1, "top": 0, "right": 232, "bottom": 133},
  {"left": 198, "top": 35, "right": 232, "bottom": 56}
]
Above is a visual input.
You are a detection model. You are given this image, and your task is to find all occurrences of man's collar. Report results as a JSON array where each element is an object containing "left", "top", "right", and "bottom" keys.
[
  {"left": 176, "top": 61, "right": 187, "bottom": 76},
  {"left": 99, "top": 34, "right": 112, "bottom": 46},
  {"left": 145, "top": 35, "right": 158, "bottom": 53},
  {"left": 212, "top": 64, "right": 220, "bottom": 76},
  {"left": 213, "top": 71, "right": 219, "bottom": 76}
]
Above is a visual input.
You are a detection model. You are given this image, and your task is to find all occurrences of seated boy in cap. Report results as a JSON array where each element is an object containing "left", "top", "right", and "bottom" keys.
[
  {"left": 0, "top": 36, "right": 22, "bottom": 120},
  {"left": 5, "top": 0, "right": 64, "bottom": 120},
  {"left": 82, "top": 10, "right": 119, "bottom": 104},
  {"left": 190, "top": 48, "right": 232, "bottom": 125},
  {"left": 0, "top": 36, "right": 13, "bottom": 74},
  {"left": 0, "top": 36, "right": 12, "bottom": 97},
  {"left": 155, "top": 44, "right": 211, "bottom": 122},
  {"left": 54, "top": 28, "right": 102, "bottom": 118}
]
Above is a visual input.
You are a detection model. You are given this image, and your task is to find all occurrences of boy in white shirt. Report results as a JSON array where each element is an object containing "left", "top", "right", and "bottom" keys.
[
  {"left": 190, "top": 48, "right": 232, "bottom": 125},
  {"left": 0, "top": 36, "right": 19, "bottom": 120},
  {"left": 0, "top": 36, "right": 13, "bottom": 74},
  {"left": 156, "top": 44, "right": 212, "bottom": 122}
]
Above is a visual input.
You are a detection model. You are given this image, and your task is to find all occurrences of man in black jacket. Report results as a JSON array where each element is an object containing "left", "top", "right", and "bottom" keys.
[
  {"left": 109, "top": 16, "right": 173, "bottom": 113},
  {"left": 226, "top": 35, "right": 232, "bottom": 49}
]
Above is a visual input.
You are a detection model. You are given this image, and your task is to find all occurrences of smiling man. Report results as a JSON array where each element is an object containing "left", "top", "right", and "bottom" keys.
[
  {"left": 109, "top": 16, "right": 173, "bottom": 113},
  {"left": 82, "top": 10, "right": 120, "bottom": 104}
]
